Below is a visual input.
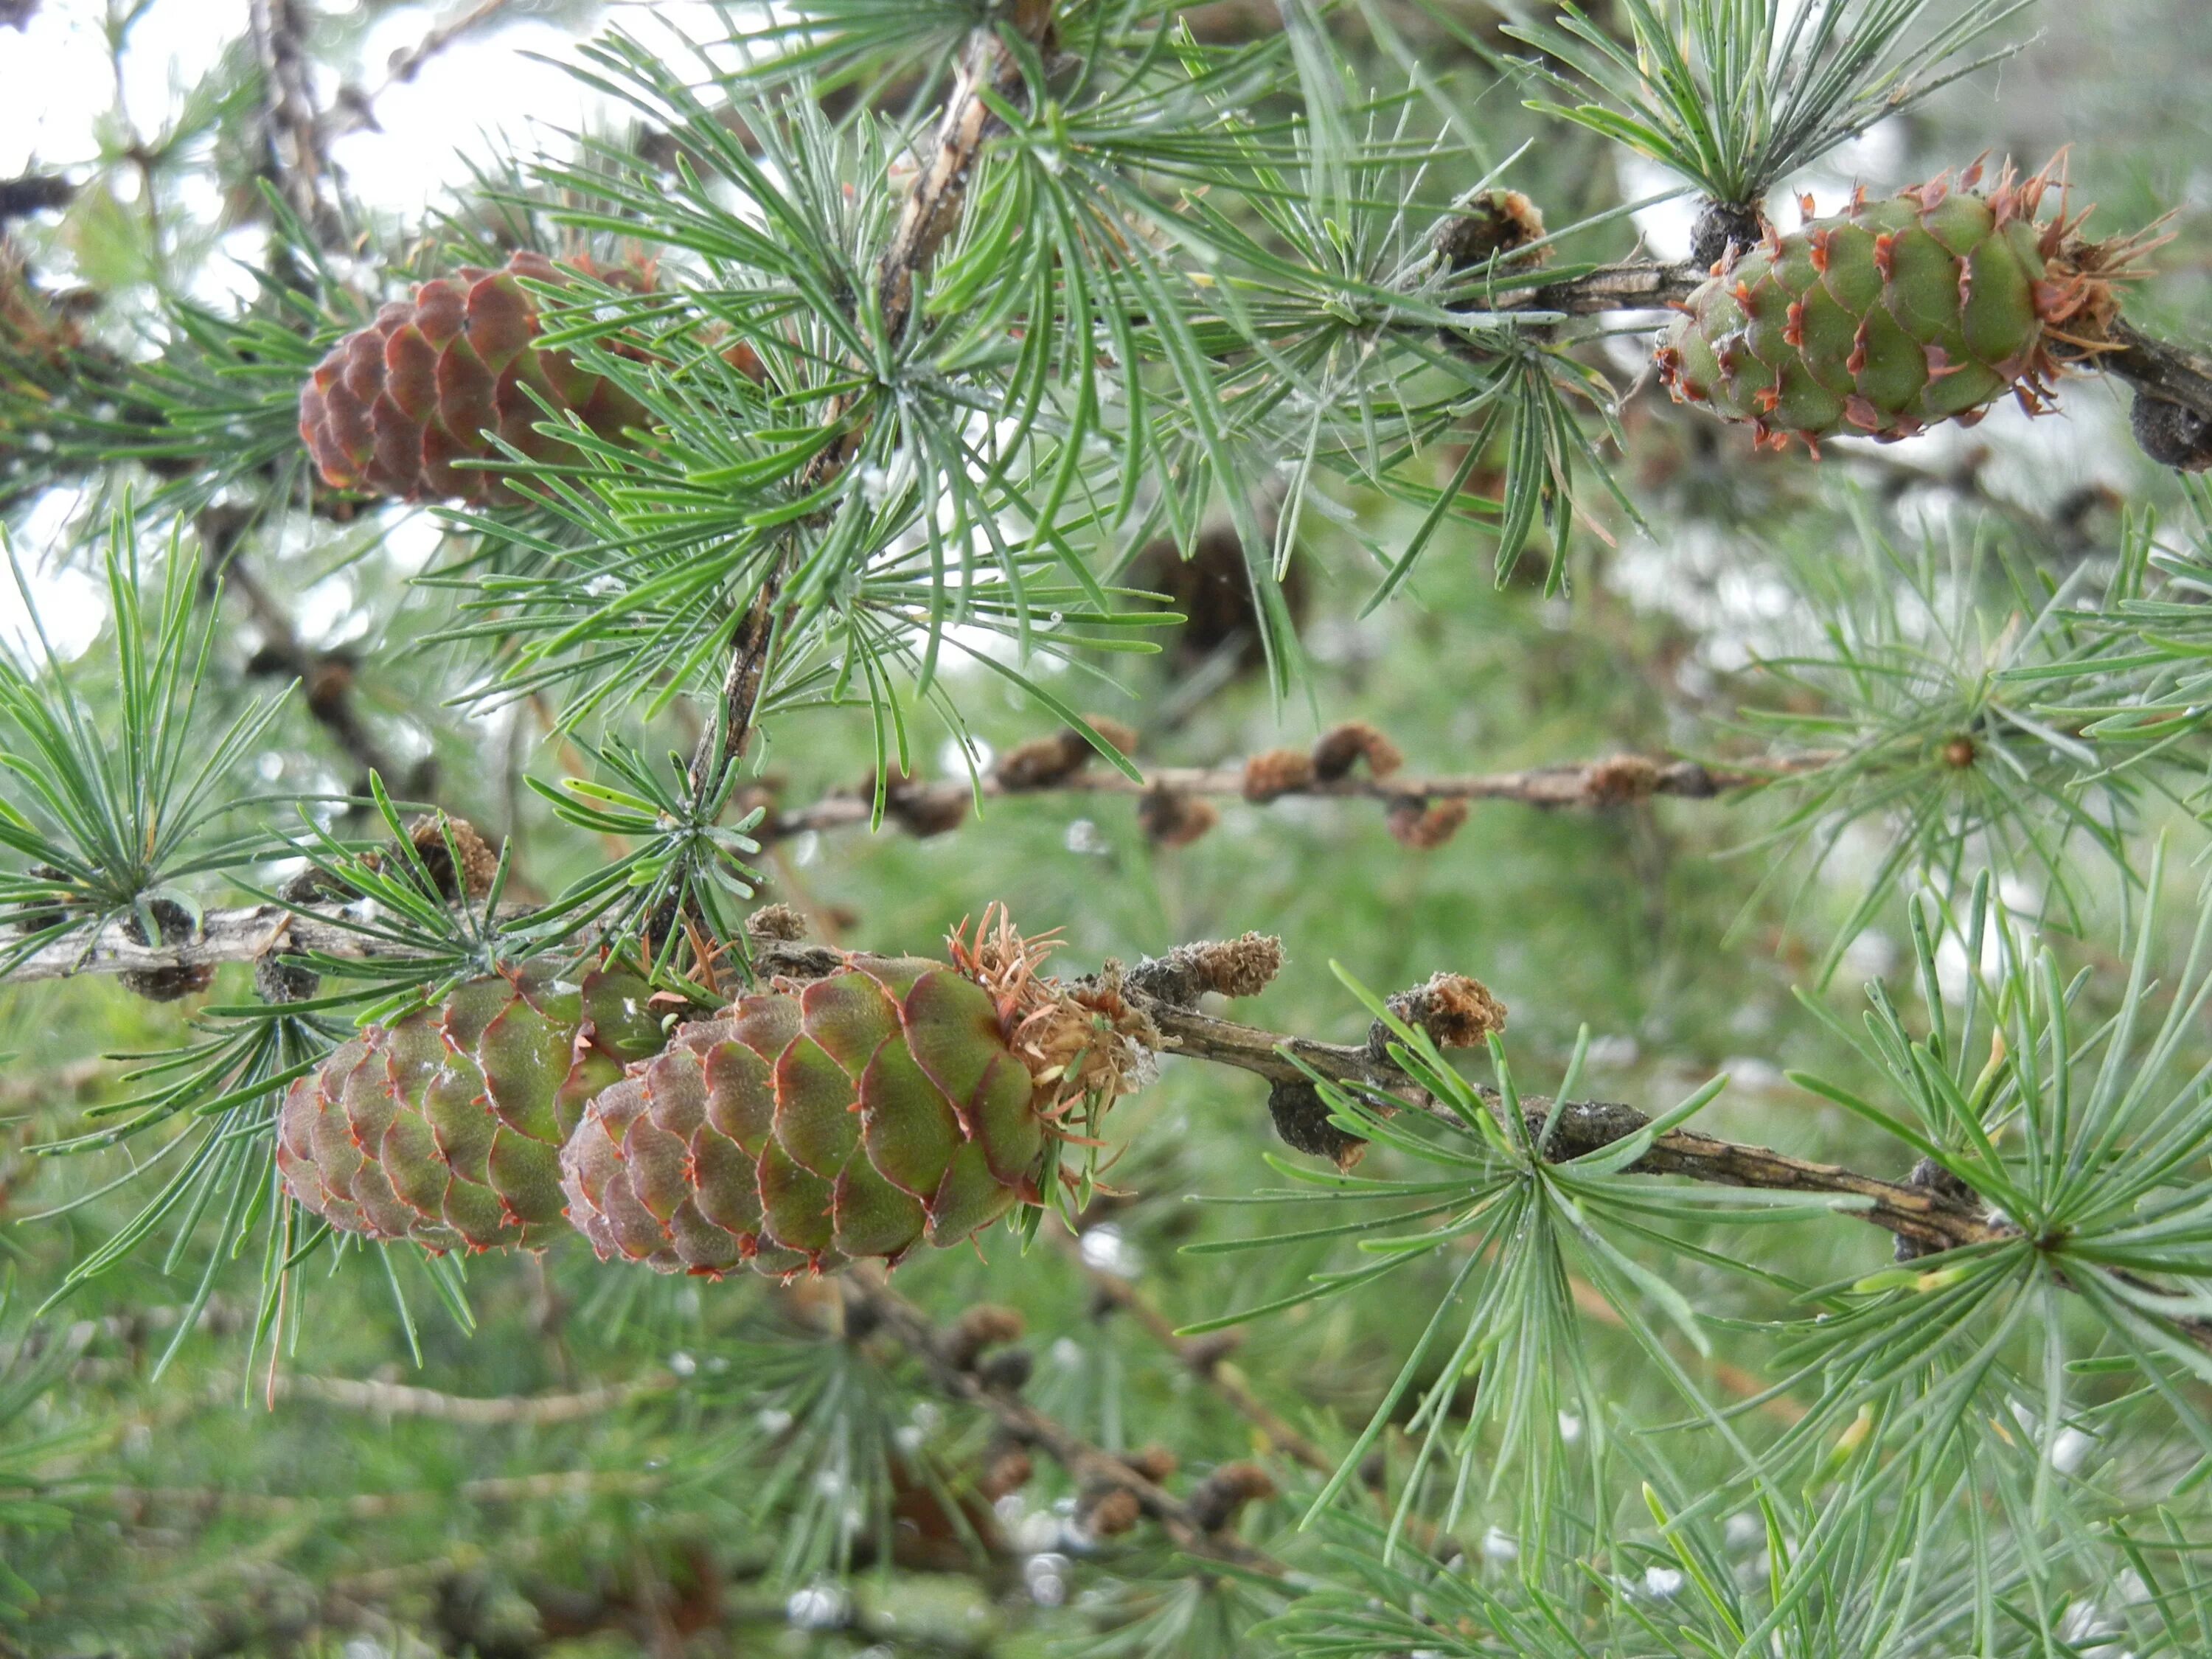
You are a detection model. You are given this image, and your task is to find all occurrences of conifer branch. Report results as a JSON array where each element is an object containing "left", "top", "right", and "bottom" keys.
[
  {"left": 1116, "top": 985, "right": 2212, "bottom": 1353},
  {"left": 24, "top": 913, "right": 2206, "bottom": 1349},
  {"left": 754, "top": 744, "right": 1832, "bottom": 849},
  {"left": 843, "top": 1273, "right": 1287, "bottom": 1573},
  {"left": 687, "top": 0, "right": 1059, "bottom": 792},
  {"left": 248, "top": 0, "right": 344, "bottom": 248},
  {"left": 198, "top": 509, "right": 411, "bottom": 794},
  {"left": 274, "top": 1373, "right": 674, "bottom": 1425},
  {"left": 1051, "top": 1231, "right": 1336, "bottom": 1476},
  {"left": 372, "top": 0, "right": 521, "bottom": 99}
]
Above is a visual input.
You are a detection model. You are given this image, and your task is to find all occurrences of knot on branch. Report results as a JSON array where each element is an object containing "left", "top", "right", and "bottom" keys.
[
  {"left": 944, "top": 1304, "right": 1026, "bottom": 1373},
  {"left": 977, "top": 1434, "right": 1034, "bottom": 1500},
  {"left": 2132, "top": 392, "right": 2212, "bottom": 472},
  {"left": 1076, "top": 1444, "right": 1178, "bottom": 1537},
  {"left": 744, "top": 903, "right": 809, "bottom": 943},
  {"left": 119, "top": 897, "right": 212, "bottom": 1004},
  {"left": 1385, "top": 795, "right": 1469, "bottom": 849},
  {"left": 1893, "top": 1158, "right": 1985, "bottom": 1263},
  {"left": 1310, "top": 721, "right": 1404, "bottom": 782},
  {"left": 254, "top": 944, "right": 320, "bottom": 1005},
  {"left": 1585, "top": 754, "right": 1665, "bottom": 804},
  {"left": 1370, "top": 973, "right": 1507, "bottom": 1058},
  {"left": 406, "top": 814, "right": 496, "bottom": 902},
  {"left": 1242, "top": 748, "right": 1315, "bottom": 802},
  {"left": 1431, "top": 189, "right": 1549, "bottom": 273},
  {"left": 0, "top": 172, "right": 75, "bottom": 222},
  {"left": 1690, "top": 199, "right": 1768, "bottom": 271},
  {"left": 1138, "top": 785, "right": 1219, "bottom": 848},
  {"left": 1125, "top": 933, "right": 1283, "bottom": 1007},
  {"left": 1268, "top": 1077, "right": 1368, "bottom": 1169},
  {"left": 855, "top": 766, "right": 970, "bottom": 838},
  {"left": 1187, "top": 1461, "right": 1279, "bottom": 1532},
  {"left": 995, "top": 717, "right": 1138, "bottom": 791}
]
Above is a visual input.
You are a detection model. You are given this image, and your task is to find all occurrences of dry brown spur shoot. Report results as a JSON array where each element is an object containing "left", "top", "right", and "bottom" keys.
[
  {"left": 1373, "top": 972, "right": 1509, "bottom": 1058},
  {"left": 1138, "top": 786, "right": 1220, "bottom": 848},
  {"left": 1385, "top": 795, "right": 1470, "bottom": 849},
  {"left": 1126, "top": 932, "right": 1285, "bottom": 1007},
  {"left": 995, "top": 717, "right": 1140, "bottom": 790}
]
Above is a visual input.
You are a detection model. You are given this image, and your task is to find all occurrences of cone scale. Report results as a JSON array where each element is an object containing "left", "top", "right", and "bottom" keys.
[
  {"left": 560, "top": 957, "right": 1054, "bottom": 1279},
  {"left": 1655, "top": 162, "right": 2127, "bottom": 454},
  {"left": 276, "top": 964, "right": 666, "bottom": 1253},
  {"left": 298, "top": 251, "right": 647, "bottom": 504}
]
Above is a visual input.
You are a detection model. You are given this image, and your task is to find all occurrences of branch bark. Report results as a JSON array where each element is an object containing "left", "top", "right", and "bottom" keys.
[
  {"left": 248, "top": 0, "right": 344, "bottom": 248},
  {"left": 758, "top": 748, "right": 1829, "bottom": 843},
  {"left": 686, "top": 0, "right": 1057, "bottom": 791},
  {"left": 844, "top": 1273, "right": 1286, "bottom": 1573},
  {"left": 15, "top": 908, "right": 2205, "bottom": 1351}
]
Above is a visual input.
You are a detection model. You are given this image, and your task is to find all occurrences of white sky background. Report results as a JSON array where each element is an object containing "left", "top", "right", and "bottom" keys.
[{"left": 0, "top": 1, "right": 761, "bottom": 215}]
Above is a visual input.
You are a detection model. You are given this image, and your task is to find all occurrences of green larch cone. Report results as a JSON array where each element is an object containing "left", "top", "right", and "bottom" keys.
[
  {"left": 561, "top": 921, "right": 1146, "bottom": 1279},
  {"left": 298, "top": 250, "right": 650, "bottom": 504},
  {"left": 276, "top": 964, "right": 667, "bottom": 1252},
  {"left": 1655, "top": 160, "right": 2143, "bottom": 454}
]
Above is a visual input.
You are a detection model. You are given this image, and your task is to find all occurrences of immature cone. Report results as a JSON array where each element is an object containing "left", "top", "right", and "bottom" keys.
[
  {"left": 562, "top": 914, "right": 1144, "bottom": 1278},
  {"left": 1657, "top": 161, "right": 2142, "bottom": 453},
  {"left": 299, "top": 251, "right": 648, "bottom": 504},
  {"left": 276, "top": 964, "right": 666, "bottom": 1252}
]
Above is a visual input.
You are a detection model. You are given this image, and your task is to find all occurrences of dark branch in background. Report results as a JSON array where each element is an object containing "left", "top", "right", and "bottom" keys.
[
  {"left": 0, "top": 173, "right": 75, "bottom": 223},
  {"left": 1052, "top": 1231, "right": 1335, "bottom": 1476},
  {"left": 842, "top": 1273, "right": 1286, "bottom": 1573},
  {"left": 686, "top": 0, "right": 1059, "bottom": 793},
  {"left": 197, "top": 507, "right": 422, "bottom": 798},
  {"left": 373, "top": 0, "right": 520, "bottom": 97},
  {"left": 248, "top": 0, "right": 344, "bottom": 248}
]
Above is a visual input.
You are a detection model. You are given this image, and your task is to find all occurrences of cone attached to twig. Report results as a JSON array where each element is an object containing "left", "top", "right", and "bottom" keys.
[
  {"left": 276, "top": 963, "right": 666, "bottom": 1251},
  {"left": 299, "top": 251, "right": 649, "bottom": 504},
  {"left": 561, "top": 908, "right": 1147, "bottom": 1278},
  {"left": 1657, "top": 159, "right": 2154, "bottom": 453}
]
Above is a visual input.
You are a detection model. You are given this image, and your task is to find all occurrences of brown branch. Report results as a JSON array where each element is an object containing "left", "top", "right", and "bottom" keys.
[
  {"left": 1052, "top": 1232, "right": 1335, "bottom": 1475},
  {"left": 0, "top": 173, "right": 74, "bottom": 223},
  {"left": 1123, "top": 990, "right": 1994, "bottom": 1248},
  {"left": 97, "top": 1469, "right": 657, "bottom": 1523},
  {"left": 843, "top": 1272, "right": 1286, "bottom": 1573},
  {"left": 248, "top": 0, "right": 344, "bottom": 248},
  {"left": 373, "top": 0, "right": 521, "bottom": 94},
  {"left": 201, "top": 513, "right": 414, "bottom": 794},
  {"left": 744, "top": 734, "right": 1840, "bottom": 850},
  {"left": 275, "top": 1373, "right": 673, "bottom": 1425},
  {"left": 686, "top": 0, "right": 1058, "bottom": 790},
  {"left": 16, "top": 906, "right": 2202, "bottom": 1351},
  {"left": 2104, "top": 318, "right": 2212, "bottom": 426}
]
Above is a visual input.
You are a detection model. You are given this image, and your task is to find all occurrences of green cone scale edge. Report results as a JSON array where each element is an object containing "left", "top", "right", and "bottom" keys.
[{"left": 1655, "top": 160, "right": 2146, "bottom": 454}]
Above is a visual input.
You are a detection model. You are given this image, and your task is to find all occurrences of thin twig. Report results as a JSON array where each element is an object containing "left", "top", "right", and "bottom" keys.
[
  {"left": 275, "top": 1372, "right": 673, "bottom": 1425},
  {"left": 685, "top": 0, "right": 1059, "bottom": 792},
  {"left": 372, "top": 0, "right": 520, "bottom": 95},
  {"left": 1051, "top": 1230, "right": 1335, "bottom": 1475},
  {"left": 248, "top": 0, "right": 344, "bottom": 248},
  {"left": 758, "top": 748, "right": 1832, "bottom": 842},
  {"left": 201, "top": 512, "right": 408, "bottom": 791},
  {"left": 13, "top": 915, "right": 2203, "bottom": 1350},
  {"left": 844, "top": 1272, "right": 1287, "bottom": 1573}
]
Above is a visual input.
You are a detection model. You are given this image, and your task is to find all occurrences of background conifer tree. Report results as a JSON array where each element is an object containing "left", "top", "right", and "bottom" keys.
[{"left": 4, "top": 0, "right": 2212, "bottom": 1652}]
